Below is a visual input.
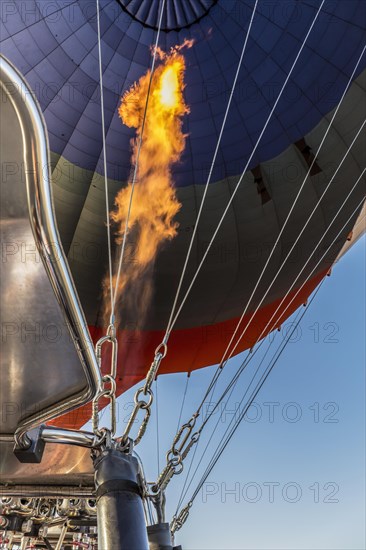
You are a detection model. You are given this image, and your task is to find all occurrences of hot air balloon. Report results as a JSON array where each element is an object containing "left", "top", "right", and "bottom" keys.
[{"left": 0, "top": 0, "right": 365, "bottom": 548}]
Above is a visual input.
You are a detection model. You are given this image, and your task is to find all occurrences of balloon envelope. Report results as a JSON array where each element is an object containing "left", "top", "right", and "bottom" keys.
[{"left": 1, "top": 0, "right": 365, "bottom": 428}]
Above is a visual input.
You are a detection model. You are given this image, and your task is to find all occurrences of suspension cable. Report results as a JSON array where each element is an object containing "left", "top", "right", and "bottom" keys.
[
  {"left": 165, "top": 44, "right": 366, "bottom": 448},
  {"left": 175, "top": 335, "right": 275, "bottom": 513},
  {"left": 176, "top": 374, "right": 191, "bottom": 433},
  {"left": 171, "top": 282, "right": 323, "bottom": 533},
  {"left": 154, "top": 0, "right": 258, "bottom": 429},
  {"left": 94, "top": 0, "right": 121, "bottom": 431},
  {"left": 193, "top": 337, "right": 268, "bottom": 438},
  {"left": 192, "top": 290, "right": 320, "bottom": 500},
  {"left": 96, "top": 0, "right": 114, "bottom": 322},
  {"left": 174, "top": 186, "right": 365, "bottom": 511},
  {"left": 118, "top": 0, "right": 255, "bottom": 448},
  {"left": 218, "top": 44, "right": 366, "bottom": 367},
  {"left": 155, "top": 120, "right": 365, "bottom": 491},
  {"left": 193, "top": 336, "right": 267, "bottom": 440},
  {"left": 190, "top": 181, "right": 366, "bottom": 444},
  {"left": 220, "top": 119, "right": 365, "bottom": 365},
  {"left": 171, "top": 195, "right": 365, "bottom": 532},
  {"left": 166, "top": 1, "right": 326, "bottom": 336},
  {"left": 162, "top": 0, "right": 259, "bottom": 345},
  {"left": 154, "top": 164, "right": 365, "bottom": 494},
  {"left": 179, "top": 332, "right": 284, "bottom": 509},
  {"left": 112, "top": 0, "right": 166, "bottom": 311},
  {"left": 93, "top": 0, "right": 166, "bottom": 446},
  {"left": 180, "top": 111, "right": 366, "bottom": 437},
  {"left": 153, "top": 339, "right": 266, "bottom": 494},
  {"left": 124, "top": 1, "right": 325, "bottom": 451}
]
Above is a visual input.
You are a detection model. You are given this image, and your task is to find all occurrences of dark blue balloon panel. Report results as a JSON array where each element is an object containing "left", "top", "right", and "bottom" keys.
[{"left": 1, "top": 0, "right": 365, "bottom": 186}]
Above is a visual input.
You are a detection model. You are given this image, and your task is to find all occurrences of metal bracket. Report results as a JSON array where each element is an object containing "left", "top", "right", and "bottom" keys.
[{"left": 13, "top": 427, "right": 45, "bottom": 463}]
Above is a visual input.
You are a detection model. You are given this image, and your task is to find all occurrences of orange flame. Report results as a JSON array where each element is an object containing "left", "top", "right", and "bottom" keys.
[{"left": 105, "top": 44, "right": 191, "bottom": 325}]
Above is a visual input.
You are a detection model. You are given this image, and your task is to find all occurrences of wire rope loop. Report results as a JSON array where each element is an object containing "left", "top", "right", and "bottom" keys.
[
  {"left": 92, "top": 389, "right": 117, "bottom": 437},
  {"left": 92, "top": 410, "right": 106, "bottom": 448},
  {"left": 122, "top": 408, "right": 140, "bottom": 443},
  {"left": 155, "top": 342, "right": 168, "bottom": 358},
  {"left": 143, "top": 352, "right": 163, "bottom": 393},
  {"left": 134, "top": 387, "right": 154, "bottom": 409},
  {"left": 109, "top": 398, "right": 117, "bottom": 437},
  {"left": 107, "top": 323, "right": 116, "bottom": 339},
  {"left": 171, "top": 501, "right": 192, "bottom": 533},
  {"left": 92, "top": 398, "right": 104, "bottom": 438}
]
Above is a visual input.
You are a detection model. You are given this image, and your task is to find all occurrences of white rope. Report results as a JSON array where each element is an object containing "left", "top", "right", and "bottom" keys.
[
  {"left": 218, "top": 44, "right": 366, "bottom": 365},
  {"left": 174, "top": 171, "right": 365, "bottom": 492},
  {"left": 96, "top": 0, "right": 114, "bottom": 321},
  {"left": 112, "top": 0, "right": 166, "bottom": 311},
  {"left": 162, "top": 0, "right": 260, "bottom": 344},
  {"left": 188, "top": 195, "right": 365, "bottom": 505},
  {"left": 173, "top": 293, "right": 316, "bottom": 521},
  {"left": 189, "top": 285, "right": 323, "bottom": 504},
  {"left": 158, "top": 0, "right": 328, "bottom": 413},
  {"left": 177, "top": 181, "right": 365, "bottom": 509},
  {"left": 176, "top": 42, "right": 366, "bottom": 420},
  {"left": 222, "top": 118, "right": 365, "bottom": 364},
  {"left": 175, "top": 335, "right": 272, "bottom": 512},
  {"left": 167, "top": 0, "right": 326, "bottom": 334},
  {"left": 168, "top": 9, "right": 365, "bottom": 524},
  {"left": 202, "top": 170, "right": 366, "bottom": 432}
]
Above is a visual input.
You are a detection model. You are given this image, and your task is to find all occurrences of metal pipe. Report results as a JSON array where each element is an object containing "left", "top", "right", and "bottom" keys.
[
  {"left": 41, "top": 427, "right": 97, "bottom": 448},
  {"left": 94, "top": 449, "right": 149, "bottom": 550},
  {"left": 0, "top": 55, "right": 102, "bottom": 448}
]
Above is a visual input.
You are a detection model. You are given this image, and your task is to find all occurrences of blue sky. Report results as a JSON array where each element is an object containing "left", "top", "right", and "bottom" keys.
[{"left": 89, "top": 235, "right": 365, "bottom": 549}]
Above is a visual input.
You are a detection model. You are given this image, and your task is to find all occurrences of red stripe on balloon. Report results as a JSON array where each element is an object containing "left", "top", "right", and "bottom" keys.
[{"left": 52, "top": 269, "right": 328, "bottom": 429}]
